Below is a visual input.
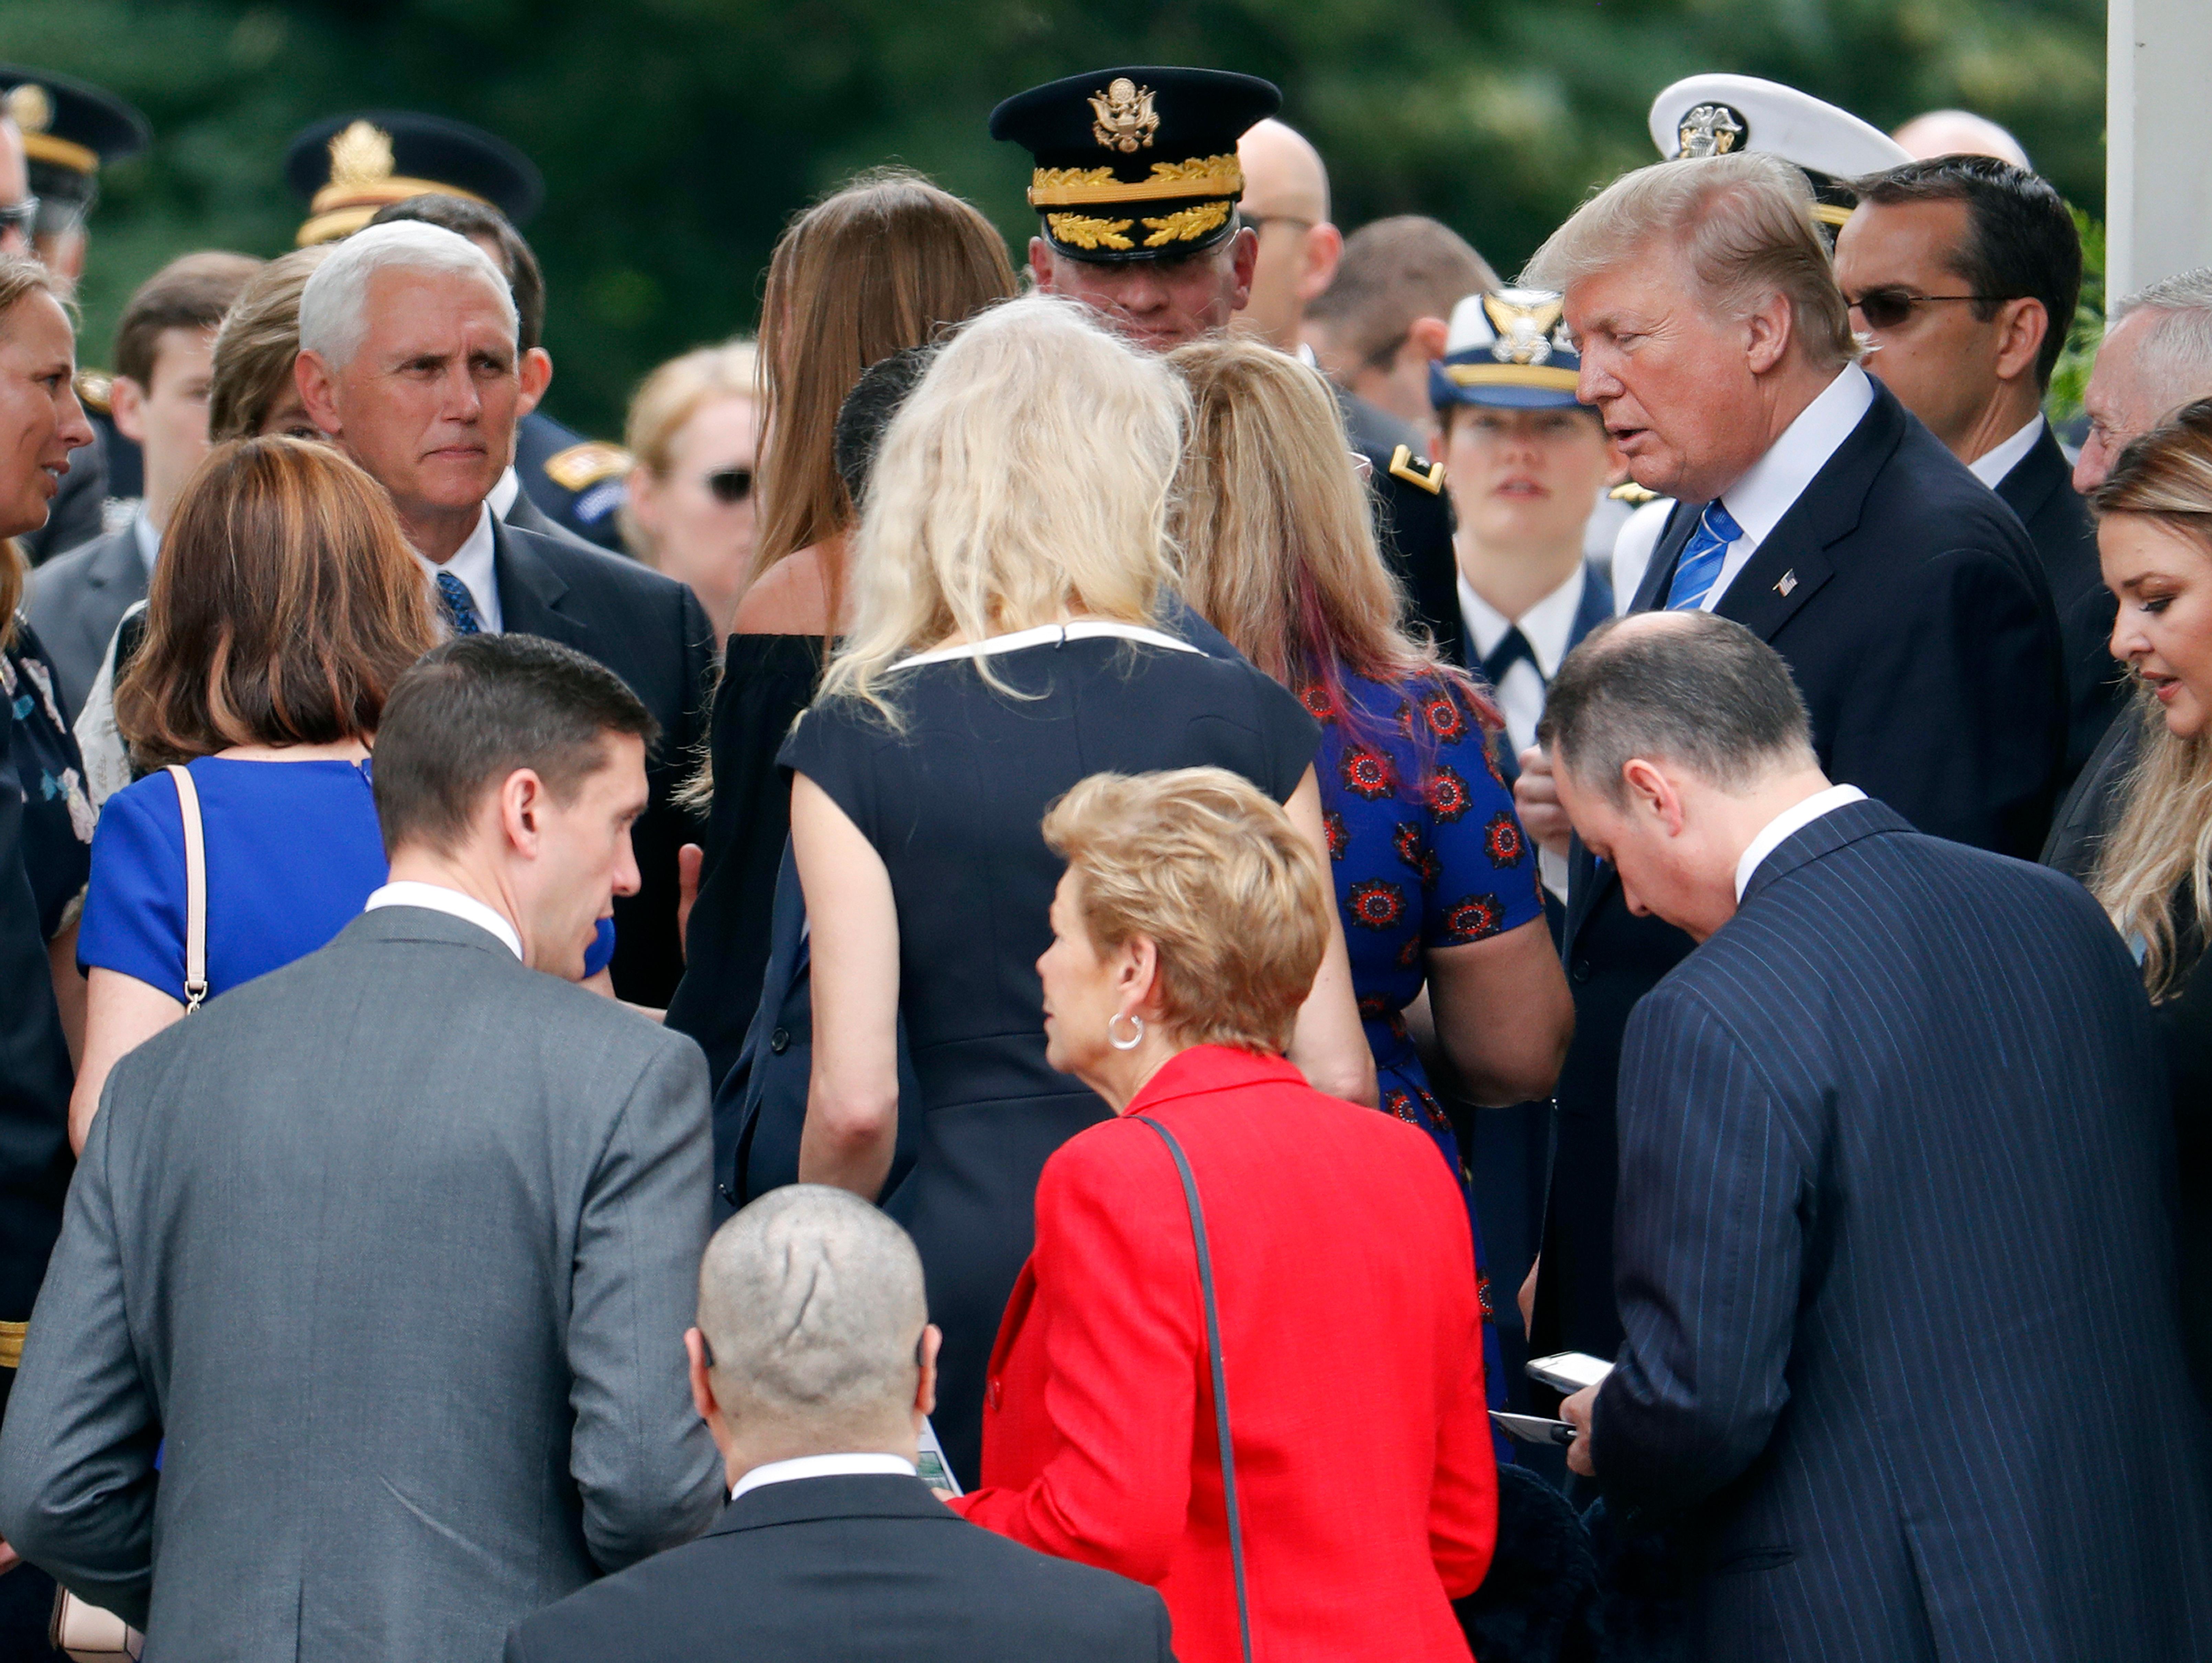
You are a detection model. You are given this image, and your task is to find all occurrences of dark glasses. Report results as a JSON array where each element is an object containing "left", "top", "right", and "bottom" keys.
[
  {"left": 1847, "top": 289, "right": 2009, "bottom": 330},
  {"left": 706, "top": 466, "right": 754, "bottom": 505}
]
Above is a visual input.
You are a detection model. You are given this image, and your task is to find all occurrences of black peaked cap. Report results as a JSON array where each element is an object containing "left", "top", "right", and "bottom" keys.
[{"left": 285, "top": 110, "right": 544, "bottom": 246}]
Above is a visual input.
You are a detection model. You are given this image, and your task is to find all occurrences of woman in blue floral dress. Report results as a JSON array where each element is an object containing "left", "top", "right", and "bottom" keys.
[{"left": 1170, "top": 338, "right": 1577, "bottom": 1421}]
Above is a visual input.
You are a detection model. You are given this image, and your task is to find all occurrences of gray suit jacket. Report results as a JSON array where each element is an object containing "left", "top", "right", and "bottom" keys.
[
  {"left": 0, "top": 906, "right": 724, "bottom": 1659},
  {"left": 23, "top": 524, "right": 147, "bottom": 723}
]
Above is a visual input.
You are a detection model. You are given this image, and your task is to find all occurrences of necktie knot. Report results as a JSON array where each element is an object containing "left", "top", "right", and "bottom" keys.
[
  {"left": 436, "top": 570, "right": 484, "bottom": 637},
  {"left": 1664, "top": 499, "right": 1745, "bottom": 612},
  {"left": 1480, "top": 625, "right": 1538, "bottom": 691}
]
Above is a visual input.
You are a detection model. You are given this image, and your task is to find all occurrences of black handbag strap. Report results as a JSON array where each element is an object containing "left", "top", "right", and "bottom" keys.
[{"left": 1136, "top": 1113, "right": 1253, "bottom": 1663}]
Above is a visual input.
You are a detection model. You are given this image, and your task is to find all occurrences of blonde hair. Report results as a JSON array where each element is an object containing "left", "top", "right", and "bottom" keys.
[
  {"left": 1043, "top": 767, "right": 1329, "bottom": 1055},
  {"left": 208, "top": 246, "right": 331, "bottom": 442},
  {"left": 816, "top": 294, "right": 1186, "bottom": 722},
  {"left": 752, "top": 169, "right": 1017, "bottom": 618},
  {"left": 619, "top": 340, "right": 758, "bottom": 560},
  {"left": 1524, "top": 152, "right": 1859, "bottom": 371},
  {"left": 0, "top": 256, "right": 74, "bottom": 646},
  {"left": 2089, "top": 397, "right": 2212, "bottom": 997}
]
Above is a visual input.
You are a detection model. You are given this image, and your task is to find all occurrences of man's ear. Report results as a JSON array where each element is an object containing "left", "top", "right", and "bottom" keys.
[
  {"left": 1405, "top": 314, "right": 1451, "bottom": 366},
  {"left": 1028, "top": 238, "right": 1058, "bottom": 295},
  {"left": 1993, "top": 297, "right": 2048, "bottom": 385},
  {"left": 915, "top": 1322, "right": 941, "bottom": 1420},
  {"left": 685, "top": 1326, "right": 720, "bottom": 1426},
  {"left": 517, "top": 346, "right": 553, "bottom": 418},
  {"left": 1226, "top": 226, "right": 1260, "bottom": 312},
  {"left": 295, "top": 349, "right": 342, "bottom": 439},
  {"left": 1621, "top": 757, "right": 1687, "bottom": 836},
  {"left": 1743, "top": 290, "right": 1796, "bottom": 376},
  {"left": 498, "top": 768, "right": 548, "bottom": 855},
  {"left": 1296, "top": 221, "right": 1343, "bottom": 304},
  {"left": 108, "top": 376, "right": 149, "bottom": 446}
]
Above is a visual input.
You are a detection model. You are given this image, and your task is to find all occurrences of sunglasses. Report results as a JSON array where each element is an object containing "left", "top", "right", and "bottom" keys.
[
  {"left": 706, "top": 466, "right": 754, "bottom": 505},
  {"left": 1847, "top": 288, "right": 2010, "bottom": 331},
  {"left": 0, "top": 196, "right": 38, "bottom": 247}
]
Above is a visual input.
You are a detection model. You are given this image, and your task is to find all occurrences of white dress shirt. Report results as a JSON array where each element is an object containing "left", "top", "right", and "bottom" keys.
[
  {"left": 1734, "top": 784, "right": 1868, "bottom": 900},
  {"left": 364, "top": 880, "right": 523, "bottom": 960},
  {"left": 1456, "top": 563, "right": 1589, "bottom": 759},
  {"left": 415, "top": 503, "right": 504, "bottom": 634},
  {"left": 1700, "top": 363, "right": 1876, "bottom": 612},
  {"left": 489, "top": 466, "right": 522, "bottom": 520},
  {"left": 1968, "top": 413, "right": 2046, "bottom": 491},
  {"left": 131, "top": 507, "right": 160, "bottom": 577},
  {"left": 729, "top": 1452, "right": 916, "bottom": 1503}
]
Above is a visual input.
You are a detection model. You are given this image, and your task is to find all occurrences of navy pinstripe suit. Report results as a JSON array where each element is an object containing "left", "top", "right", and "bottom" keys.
[{"left": 1592, "top": 797, "right": 2212, "bottom": 1662}]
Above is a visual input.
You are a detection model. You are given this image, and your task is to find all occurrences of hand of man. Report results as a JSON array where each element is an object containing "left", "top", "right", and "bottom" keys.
[
  {"left": 1514, "top": 746, "right": 1573, "bottom": 859},
  {"left": 1561, "top": 1384, "right": 1599, "bottom": 1478},
  {"left": 1518, "top": 1255, "right": 1540, "bottom": 1332},
  {"left": 676, "top": 843, "right": 704, "bottom": 960}
]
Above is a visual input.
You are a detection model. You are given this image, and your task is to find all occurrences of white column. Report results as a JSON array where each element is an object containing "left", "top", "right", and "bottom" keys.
[{"left": 2106, "top": 0, "right": 2212, "bottom": 301}]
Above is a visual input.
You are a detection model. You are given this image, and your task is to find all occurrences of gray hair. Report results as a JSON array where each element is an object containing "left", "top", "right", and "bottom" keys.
[
  {"left": 2109, "top": 268, "right": 2212, "bottom": 420},
  {"left": 1524, "top": 152, "right": 1860, "bottom": 371},
  {"left": 698, "top": 1186, "right": 927, "bottom": 1424},
  {"left": 297, "top": 221, "right": 517, "bottom": 371},
  {"left": 1539, "top": 611, "right": 1815, "bottom": 804}
]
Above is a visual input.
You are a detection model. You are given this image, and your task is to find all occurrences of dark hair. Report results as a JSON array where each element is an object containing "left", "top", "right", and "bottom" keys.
[
  {"left": 1307, "top": 216, "right": 1500, "bottom": 370},
  {"left": 113, "top": 252, "right": 264, "bottom": 390},
  {"left": 373, "top": 633, "right": 660, "bottom": 857},
  {"left": 1538, "top": 613, "right": 1813, "bottom": 802},
  {"left": 833, "top": 345, "right": 936, "bottom": 507},
  {"left": 1850, "top": 155, "right": 2082, "bottom": 389},
  {"left": 115, "top": 438, "right": 441, "bottom": 768},
  {"left": 367, "top": 194, "right": 546, "bottom": 352}
]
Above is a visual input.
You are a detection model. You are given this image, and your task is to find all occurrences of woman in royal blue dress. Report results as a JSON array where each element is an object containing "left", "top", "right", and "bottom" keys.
[
  {"left": 1169, "top": 336, "right": 1575, "bottom": 1406},
  {"left": 70, "top": 438, "right": 617, "bottom": 1148}
]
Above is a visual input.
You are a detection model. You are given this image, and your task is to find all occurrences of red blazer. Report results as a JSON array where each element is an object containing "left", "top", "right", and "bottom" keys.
[{"left": 951, "top": 1046, "right": 1494, "bottom": 1663}]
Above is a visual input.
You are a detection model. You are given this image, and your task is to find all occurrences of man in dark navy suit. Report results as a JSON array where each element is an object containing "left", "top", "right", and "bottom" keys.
[
  {"left": 507, "top": 1186, "right": 1171, "bottom": 1663},
  {"left": 1541, "top": 611, "right": 2212, "bottom": 1662},
  {"left": 296, "top": 222, "right": 712, "bottom": 1004},
  {"left": 1513, "top": 150, "right": 2067, "bottom": 1366}
]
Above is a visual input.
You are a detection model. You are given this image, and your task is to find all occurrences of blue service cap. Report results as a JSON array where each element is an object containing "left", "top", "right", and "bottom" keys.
[{"left": 1429, "top": 289, "right": 1586, "bottom": 411}]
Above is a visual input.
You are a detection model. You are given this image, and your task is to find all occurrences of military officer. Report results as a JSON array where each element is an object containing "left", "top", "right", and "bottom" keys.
[
  {"left": 285, "top": 111, "right": 630, "bottom": 550},
  {"left": 990, "top": 66, "right": 1457, "bottom": 648},
  {"left": 0, "top": 66, "right": 150, "bottom": 565}
]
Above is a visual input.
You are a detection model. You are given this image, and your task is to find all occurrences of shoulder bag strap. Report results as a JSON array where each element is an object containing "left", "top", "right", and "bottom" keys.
[
  {"left": 163, "top": 764, "right": 208, "bottom": 1014},
  {"left": 1136, "top": 1113, "right": 1253, "bottom": 1663}
]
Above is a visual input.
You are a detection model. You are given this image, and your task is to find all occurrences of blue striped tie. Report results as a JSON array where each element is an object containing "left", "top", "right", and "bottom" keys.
[
  {"left": 436, "top": 570, "right": 484, "bottom": 636},
  {"left": 1664, "top": 500, "right": 1746, "bottom": 611}
]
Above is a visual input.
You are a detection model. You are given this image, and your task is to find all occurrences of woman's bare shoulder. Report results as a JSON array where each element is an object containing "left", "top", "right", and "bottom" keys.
[{"left": 732, "top": 543, "right": 834, "bottom": 636}]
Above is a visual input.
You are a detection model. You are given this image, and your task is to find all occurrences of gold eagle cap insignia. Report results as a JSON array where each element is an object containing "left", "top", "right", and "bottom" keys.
[
  {"left": 1089, "top": 78, "right": 1159, "bottom": 154},
  {"left": 1481, "top": 289, "right": 1567, "bottom": 367},
  {"left": 1678, "top": 102, "right": 1747, "bottom": 159},
  {"left": 4, "top": 83, "right": 52, "bottom": 134},
  {"left": 328, "top": 120, "right": 397, "bottom": 190}
]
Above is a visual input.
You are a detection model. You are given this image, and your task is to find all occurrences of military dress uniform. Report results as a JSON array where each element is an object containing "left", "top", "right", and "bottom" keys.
[
  {"left": 0, "top": 68, "right": 150, "bottom": 565},
  {"left": 283, "top": 111, "right": 631, "bottom": 550}
]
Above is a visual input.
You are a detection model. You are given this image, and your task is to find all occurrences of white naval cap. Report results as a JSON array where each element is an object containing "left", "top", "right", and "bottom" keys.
[{"left": 1648, "top": 74, "right": 1909, "bottom": 208}]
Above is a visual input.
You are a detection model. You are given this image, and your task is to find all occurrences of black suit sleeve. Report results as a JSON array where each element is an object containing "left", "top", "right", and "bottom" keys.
[
  {"left": 614, "top": 580, "right": 719, "bottom": 1005},
  {"left": 1819, "top": 541, "right": 2062, "bottom": 860}
]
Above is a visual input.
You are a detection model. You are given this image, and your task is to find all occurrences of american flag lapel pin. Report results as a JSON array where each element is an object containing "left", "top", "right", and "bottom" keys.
[{"left": 1776, "top": 570, "right": 1798, "bottom": 597}]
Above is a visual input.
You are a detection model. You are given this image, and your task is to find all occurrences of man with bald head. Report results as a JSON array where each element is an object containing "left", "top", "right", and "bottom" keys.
[
  {"left": 508, "top": 1187, "right": 1171, "bottom": 1663},
  {"left": 1232, "top": 117, "right": 1342, "bottom": 351},
  {"left": 1892, "top": 108, "right": 2031, "bottom": 167},
  {"left": 1542, "top": 609, "right": 2212, "bottom": 1662}
]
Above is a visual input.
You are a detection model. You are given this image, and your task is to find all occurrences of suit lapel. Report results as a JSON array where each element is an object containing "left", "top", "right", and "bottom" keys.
[
  {"left": 1630, "top": 502, "right": 1694, "bottom": 614},
  {"left": 492, "top": 517, "right": 590, "bottom": 652},
  {"left": 1993, "top": 425, "right": 2067, "bottom": 528}
]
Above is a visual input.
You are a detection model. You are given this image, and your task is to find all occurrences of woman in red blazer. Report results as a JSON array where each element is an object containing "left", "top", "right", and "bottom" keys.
[{"left": 948, "top": 767, "right": 1495, "bottom": 1663}]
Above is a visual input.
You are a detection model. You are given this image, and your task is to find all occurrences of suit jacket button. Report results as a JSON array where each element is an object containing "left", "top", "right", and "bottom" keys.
[
  {"left": 1570, "top": 959, "right": 1591, "bottom": 985},
  {"left": 769, "top": 1026, "right": 791, "bottom": 1054}
]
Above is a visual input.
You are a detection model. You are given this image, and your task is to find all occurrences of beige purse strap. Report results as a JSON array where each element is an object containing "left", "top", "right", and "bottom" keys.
[{"left": 164, "top": 764, "right": 208, "bottom": 1014}]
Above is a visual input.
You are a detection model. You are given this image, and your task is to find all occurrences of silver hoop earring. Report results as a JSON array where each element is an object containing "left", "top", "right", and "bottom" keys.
[{"left": 1107, "top": 1012, "right": 1145, "bottom": 1051}]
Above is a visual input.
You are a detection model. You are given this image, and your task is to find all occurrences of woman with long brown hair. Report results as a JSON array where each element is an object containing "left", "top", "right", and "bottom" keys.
[
  {"left": 68, "top": 438, "right": 457, "bottom": 1147},
  {"left": 2088, "top": 395, "right": 2212, "bottom": 1403},
  {"left": 664, "top": 167, "right": 1016, "bottom": 1085},
  {"left": 1167, "top": 335, "right": 1573, "bottom": 1425}
]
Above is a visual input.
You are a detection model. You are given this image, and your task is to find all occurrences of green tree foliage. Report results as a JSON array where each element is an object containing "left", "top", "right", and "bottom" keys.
[{"left": 9, "top": 0, "right": 2105, "bottom": 436}]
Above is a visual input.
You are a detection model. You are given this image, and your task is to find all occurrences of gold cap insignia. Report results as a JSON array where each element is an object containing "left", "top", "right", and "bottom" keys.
[
  {"left": 1089, "top": 78, "right": 1159, "bottom": 154},
  {"left": 1678, "top": 103, "right": 1747, "bottom": 159},
  {"left": 74, "top": 369, "right": 113, "bottom": 414},
  {"left": 328, "top": 120, "right": 396, "bottom": 190},
  {"left": 543, "top": 440, "right": 633, "bottom": 492},
  {"left": 5, "top": 83, "right": 52, "bottom": 134},
  {"left": 1481, "top": 289, "right": 1567, "bottom": 367}
]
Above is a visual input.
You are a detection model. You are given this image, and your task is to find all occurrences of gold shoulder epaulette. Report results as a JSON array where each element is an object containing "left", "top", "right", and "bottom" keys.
[
  {"left": 543, "top": 440, "right": 632, "bottom": 493},
  {"left": 1387, "top": 444, "right": 1445, "bottom": 495},
  {"left": 74, "top": 369, "right": 112, "bottom": 415},
  {"left": 1608, "top": 480, "right": 1661, "bottom": 505}
]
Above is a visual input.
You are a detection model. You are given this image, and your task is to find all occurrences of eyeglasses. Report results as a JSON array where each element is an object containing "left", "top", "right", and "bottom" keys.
[
  {"left": 705, "top": 466, "right": 753, "bottom": 505},
  {"left": 1242, "top": 214, "right": 1315, "bottom": 235},
  {"left": 0, "top": 196, "right": 39, "bottom": 248},
  {"left": 1846, "top": 288, "right": 2011, "bottom": 330}
]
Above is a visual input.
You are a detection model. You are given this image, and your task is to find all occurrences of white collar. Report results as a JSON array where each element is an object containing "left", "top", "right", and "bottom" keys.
[
  {"left": 489, "top": 466, "right": 522, "bottom": 519},
  {"left": 1457, "top": 562, "right": 1589, "bottom": 677},
  {"left": 1734, "top": 784, "right": 1868, "bottom": 900},
  {"left": 364, "top": 880, "right": 524, "bottom": 960},
  {"left": 414, "top": 503, "right": 502, "bottom": 634},
  {"left": 131, "top": 507, "right": 159, "bottom": 576},
  {"left": 896, "top": 619, "right": 1200, "bottom": 671},
  {"left": 1721, "top": 364, "right": 1876, "bottom": 546},
  {"left": 729, "top": 1452, "right": 917, "bottom": 1503},
  {"left": 1968, "top": 413, "right": 2046, "bottom": 490}
]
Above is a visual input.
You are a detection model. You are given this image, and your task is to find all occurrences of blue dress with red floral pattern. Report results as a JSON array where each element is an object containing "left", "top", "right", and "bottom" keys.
[{"left": 1306, "top": 666, "right": 1545, "bottom": 1420}]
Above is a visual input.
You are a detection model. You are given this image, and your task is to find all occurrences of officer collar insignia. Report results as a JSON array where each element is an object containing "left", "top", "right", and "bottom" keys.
[
  {"left": 1089, "top": 78, "right": 1160, "bottom": 153},
  {"left": 328, "top": 121, "right": 396, "bottom": 191},
  {"left": 1678, "top": 102, "right": 1748, "bottom": 158},
  {"left": 1481, "top": 289, "right": 1568, "bottom": 366}
]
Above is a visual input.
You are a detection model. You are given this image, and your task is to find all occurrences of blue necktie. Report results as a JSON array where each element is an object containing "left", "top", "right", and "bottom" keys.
[
  {"left": 1479, "top": 625, "right": 1537, "bottom": 691},
  {"left": 436, "top": 570, "right": 484, "bottom": 636},
  {"left": 1664, "top": 500, "right": 1746, "bottom": 612}
]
